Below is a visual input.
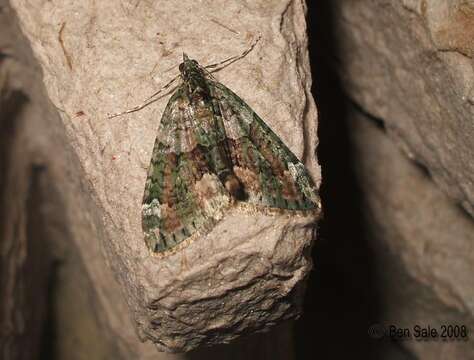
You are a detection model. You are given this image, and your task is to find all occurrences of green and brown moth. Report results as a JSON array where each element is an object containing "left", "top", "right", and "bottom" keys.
[{"left": 111, "top": 40, "right": 321, "bottom": 255}]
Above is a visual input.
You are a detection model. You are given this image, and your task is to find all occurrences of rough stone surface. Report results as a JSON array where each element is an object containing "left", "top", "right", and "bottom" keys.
[
  {"left": 10, "top": 0, "right": 319, "bottom": 353},
  {"left": 306, "top": 1, "right": 474, "bottom": 359},
  {"left": 349, "top": 109, "right": 474, "bottom": 359},
  {"left": 332, "top": 0, "right": 474, "bottom": 216},
  {"left": 0, "top": 1, "right": 160, "bottom": 358},
  {"left": 326, "top": 1, "right": 474, "bottom": 357}
]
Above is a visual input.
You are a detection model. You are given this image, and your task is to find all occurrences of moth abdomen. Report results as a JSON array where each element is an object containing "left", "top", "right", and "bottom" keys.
[{"left": 223, "top": 173, "right": 246, "bottom": 201}]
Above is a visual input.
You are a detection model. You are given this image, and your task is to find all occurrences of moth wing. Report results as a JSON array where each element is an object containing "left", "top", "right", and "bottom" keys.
[
  {"left": 210, "top": 81, "right": 320, "bottom": 211},
  {"left": 142, "top": 88, "right": 232, "bottom": 253}
]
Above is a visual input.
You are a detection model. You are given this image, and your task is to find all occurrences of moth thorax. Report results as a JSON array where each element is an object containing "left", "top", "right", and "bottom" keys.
[
  {"left": 190, "top": 87, "right": 207, "bottom": 100},
  {"left": 187, "top": 79, "right": 208, "bottom": 96}
]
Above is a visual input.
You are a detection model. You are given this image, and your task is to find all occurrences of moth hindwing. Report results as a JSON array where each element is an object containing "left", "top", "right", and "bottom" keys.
[{"left": 141, "top": 54, "right": 320, "bottom": 254}]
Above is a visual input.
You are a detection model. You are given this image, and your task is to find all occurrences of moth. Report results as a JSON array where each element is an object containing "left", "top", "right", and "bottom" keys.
[{"left": 112, "top": 41, "right": 321, "bottom": 254}]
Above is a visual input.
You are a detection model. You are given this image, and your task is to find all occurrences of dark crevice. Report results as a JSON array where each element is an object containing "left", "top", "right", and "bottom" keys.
[
  {"left": 349, "top": 99, "right": 387, "bottom": 131},
  {"left": 40, "top": 259, "right": 62, "bottom": 360},
  {"left": 347, "top": 101, "right": 437, "bottom": 183},
  {"left": 294, "top": 2, "right": 381, "bottom": 359},
  {"left": 0, "top": 88, "right": 29, "bottom": 360},
  {"left": 410, "top": 158, "right": 432, "bottom": 179},
  {"left": 0, "top": 88, "right": 28, "bottom": 230},
  {"left": 347, "top": 100, "right": 436, "bottom": 183},
  {"left": 25, "top": 163, "right": 52, "bottom": 360}
]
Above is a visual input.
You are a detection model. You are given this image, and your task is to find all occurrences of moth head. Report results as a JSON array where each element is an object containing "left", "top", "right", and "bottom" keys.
[{"left": 179, "top": 53, "right": 203, "bottom": 80}]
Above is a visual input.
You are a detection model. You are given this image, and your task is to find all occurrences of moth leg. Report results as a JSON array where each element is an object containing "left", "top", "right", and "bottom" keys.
[
  {"left": 204, "top": 35, "right": 261, "bottom": 73},
  {"left": 108, "top": 75, "right": 180, "bottom": 119}
]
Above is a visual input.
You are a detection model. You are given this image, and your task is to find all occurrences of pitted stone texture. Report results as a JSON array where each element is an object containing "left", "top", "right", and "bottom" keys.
[
  {"left": 10, "top": 0, "right": 319, "bottom": 352},
  {"left": 138, "top": 211, "right": 314, "bottom": 351},
  {"left": 332, "top": 0, "right": 474, "bottom": 216}
]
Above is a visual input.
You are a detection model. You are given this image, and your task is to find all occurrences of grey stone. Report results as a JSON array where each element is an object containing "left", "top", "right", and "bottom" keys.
[
  {"left": 332, "top": 0, "right": 474, "bottom": 216},
  {"left": 350, "top": 107, "right": 474, "bottom": 359},
  {"left": 327, "top": 2, "right": 474, "bottom": 357}
]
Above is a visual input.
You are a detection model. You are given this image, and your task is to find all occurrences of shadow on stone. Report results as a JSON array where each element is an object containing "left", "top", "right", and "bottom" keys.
[{"left": 294, "top": 2, "right": 381, "bottom": 359}]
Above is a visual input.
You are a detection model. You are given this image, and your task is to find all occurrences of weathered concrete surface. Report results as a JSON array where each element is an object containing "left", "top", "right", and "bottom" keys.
[
  {"left": 350, "top": 108, "right": 474, "bottom": 359},
  {"left": 10, "top": 0, "right": 319, "bottom": 353},
  {"left": 332, "top": 0, "right": 474, "bottom": 216}
]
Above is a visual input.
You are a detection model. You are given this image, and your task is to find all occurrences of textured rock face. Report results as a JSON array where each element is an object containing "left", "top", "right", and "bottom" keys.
[
  {"left": 9, "top": 0, "right": 319, "bottom": 353},
  {"left": 0, "top": 1, "right": 159, "bottom": 359},
  {"left": 333, "top": 0, "right": 474, "bottom": 216},
  {"left": 324, "top": 1, "right": 474, "bottom": 358},
  {"left": 350, "top": 110, "right": 474, "bottom": 359}
]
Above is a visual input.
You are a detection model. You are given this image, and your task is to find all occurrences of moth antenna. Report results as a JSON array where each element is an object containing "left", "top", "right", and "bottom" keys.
[
  {"left": 108, "top": 75, "right": 180, "bottom": 119},
  {"left": 204, "top": 34, "right": 261, "bottom": 73},
  {"left": 210, "top": 19, "right": 239, "bottom": 35}
]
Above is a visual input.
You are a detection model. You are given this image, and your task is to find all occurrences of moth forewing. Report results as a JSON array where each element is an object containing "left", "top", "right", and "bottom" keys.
[{"left": 141, "top": 54, "right": 320, "bottom": 255}]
